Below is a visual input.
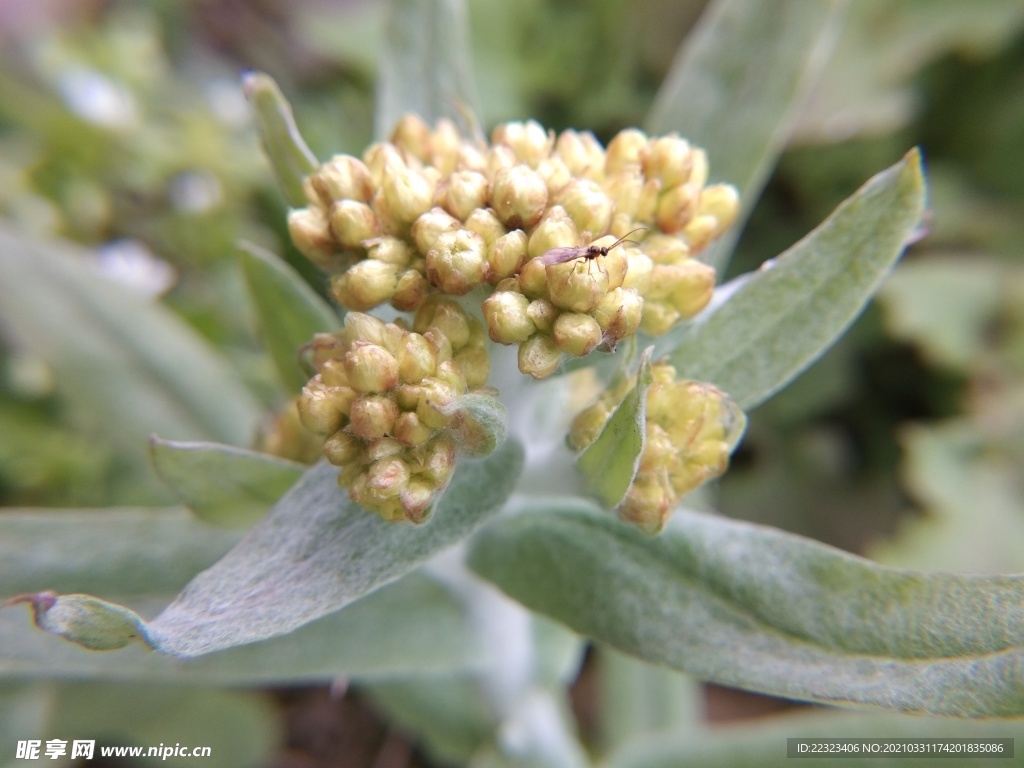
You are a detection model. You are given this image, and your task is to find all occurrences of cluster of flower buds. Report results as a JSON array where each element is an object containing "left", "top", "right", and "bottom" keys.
[
  {"left": 295, "top": 298, "right": 490, "bottom": 522},
  {"left": 568, "top": 362, "right": 745, "bottom": 534},
  {"left": 287, "top": 115, "right": 738, "bottom": 378}
]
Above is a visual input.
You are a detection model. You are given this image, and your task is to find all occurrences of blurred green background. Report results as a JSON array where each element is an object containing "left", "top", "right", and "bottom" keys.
[{"left": 2, "top": 0, "right": 1024, "bottom": 765}]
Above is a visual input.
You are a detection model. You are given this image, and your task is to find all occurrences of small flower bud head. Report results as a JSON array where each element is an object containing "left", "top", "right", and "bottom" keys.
[
  {"left": 682, "top": 215, "right": 718, "bottom": 253},
  {"left": 487, "top": 229, "right": 529, "bottom": 281},
  {"left": 487, "top": 144, "right": 518, "bottom": 176},
  {"left": 483, "top": 289, "right": 535, "bottom": 344},
  {"left": 344, "top": 342, "right": 400, "bottom": 393},
  {"left": 602, "top": 165, "right": 644, "bottom": 220},
  {"left": 697, "top": 184, "right": 740, "bottom": 235},
  {"left": 416, "top": 297, "right": 472, "bottom": 349},
  {"left": 592, "top": 287, "right": 642, "bottom": 342},
  {"left": 391, "top": 268, "right": 430, "bottom": 311},
  {"left": 655, "top": 183, "right": 698, "bottom": 233},
  {"left": 330, "top": 260, "right": 401, "bottom": 310},
  {"left": 527, "top": 205, "right": 579, "bottom": 259},
  {"left": 390, "top": 114, "right": 432, "bottom": 161},
  {"left": 455, "top": 141, "right": 488, "bottom": 173},
  {"left": 642, "top": 233, "right": 689, "bottom": 265},
  {"left": 640, "top": 301, "right": 681, "bottom": 336},
  {"left": 363, "top": 142, "right": 404, "bottom": 188},
  {"left": 636, "top": 177, "right": 661, "bottom": 223},
  {"left": 644, "top": 135, "right": 693, "bottom": 188},
  {"left": 297, "top": 379, "right": 345, "bottom": 435},
  {"left": 638, "top": 423, "right": 675, "bottom": 474},
  {"left": 518, "top": 333, "right": 562, "bottom": 379},
  {"left": 327, "top": 386, "right": 359, "bottom": 417},
  {"left": 689, "top": 149, "right": 709, "bottom": 189},
  {"left": 288, "top": 207, "right": 338, "bottom": 269},
  {"left": 430, "top": 119, "right": 463, "bottom": 174},
  {"left": 669, "top": 260, "right": 715, "bottom": 319},
  {"left": 553, "top": 130, "right": 601, "bottom": 178},
  {"left": 567, "top": 399, "right": 615, "bottom": 452},
  {"left": 367, "top": 436, "right": 405, "bottom": 461},
  {"left": 418, "top": 434, "right": 456, "bottom": 485},
  {"left": 338, "top": 462, "right": 365, "bottom": 489},
  {"left": 313, "top": 155, "right": 373, "bottom": 204},
  {"left": 382, "top": 161, "right": 437, "bottom": 227},
  {"left": 620, "top": 476, "right": 672, "bottom": 534},
  {"left": 398, "top": 332, "right": 438, "bottom": 382},
  {"left": 322, "top": 429, "right": 363, "bottom": 466},
  {"left": 319, "top": 358, "right": 350, "bottom": 387},
  {"left": 348, "top": 394, "right": 400, "bottom": 440},
  {"left": 491, "top": 165, "right": 549, "bottom": 230},
  {"left": 454, "top": 345, "right": 490, "bottom": 389},
  {"left": 605, "top": 128, "right": 649, "bottom": 175},
  {"left": 364, "top": 236, "right": 413, "bottom": 267},
  {"left": 416, "top": 378, "right": 458, "bottom": 429},
  {"left": 400, "top": 478, "right": 438, "bottom": 523},
  {"left": 329, "top": 200, "right": 381, "bottom": 248},
  {"left": 518, "top": 256, "right": 550, "bottom": 299},
  {"left": 546, "top": 258, "right": 608, "bottom": 313},
  {"left": 411, "top": 206, "right": 461, "bottom": 255},
  {"left": 492, "top": 120, "right": 553, "bottom": 168},
  {"left": 425, "top": 229, "right": 487, "bottom": 295},
  {"left": 423, "top": 327, "right": 453, "bottom": 364},
  {"left": 537, "top": 156, "right": 573, "bottom": 194},
  {"left": 339, "top": 311, "right": 387, "bottom": 347},
  {"left": 463, "top": 208, "right": 506, "bottom": 250},
  {"left": 394, "top": 383, "right": 422, "bottom": 411},
  {"left": 552, "top": 312, "right": 602, "bottom": 357},
  {"left": 436, "top": 170, "right": 489, "bottom": 220},
  {"left": 435, "top": 358, "right": 468, "bottom": 393},
  {"left": 556, "top": 179, "right": 613, "bottom": 236},
  {"left": 526, "top": 298, "right": 558, "bottom": 333},
  {"left": 620, "top": 250, "right": 653, "bottom": 294},
  {"left": 599, "top": 242, "right": 630, "bottom": 290},
  {"left": 367, "top": 455, "right": 411, "bottom": 500},
  {"left": 393, "top": 411, "right": 434, "bottom": 446}
]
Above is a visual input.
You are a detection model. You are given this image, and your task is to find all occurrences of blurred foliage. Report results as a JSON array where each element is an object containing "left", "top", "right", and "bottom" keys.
[{"left": 2, "top": 0, "right": 1024, "bottom": 764}]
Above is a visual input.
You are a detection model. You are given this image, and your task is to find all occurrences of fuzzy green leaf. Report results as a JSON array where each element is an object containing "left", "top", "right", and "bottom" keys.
[
  {"left": 242, "top": 72, "right": 319, "bottom": 206},
  {"left": 144, "top": 439, "right": 523, "bottom": 657},
  {"left": 238, "top": 241, "right": 338, "bottom": 393},
  {"left": 149, "top": 438, "right": 305, "bottom": 528},
  {"left": 665, "top": 148, "right": 925, "bottom": 410},
  {"left": 0, "top": 226, "right": 262, "bottom": 450},
  {"left": 375, "top": 0, "right": 482, "bottom": 139},
  {"left": 468, "top": 499, "right": 1024, "bottom": 718},
  {"left": 7, "top": 593, "right": 148, "bottom": 651},
  {"left": 647, "top": 0, "right": 845, "bottom": 272},
  {"left": 438, "top": 393, "right": 508, "bottom": 457},
  {"left": 576, "top": 348, "right": 654, "bottom": 510}
]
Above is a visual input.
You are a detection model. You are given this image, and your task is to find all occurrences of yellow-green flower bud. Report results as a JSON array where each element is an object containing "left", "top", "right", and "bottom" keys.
[
  {"left": 414, "top": 297, "right": 472, "bottom": 349},
  {"left": 487, "top": 144, "right": 518, "bottom": 177},
  {"left": 592, "top": 287, "right": 643, "bottom": 343},
  {"left": 689, "top": 149, "right": 709, "bottom": 189},
  {"left": 435, "top": 358, "right": 468, "bottom": 393},
  {"left": 399, "top": 478, "right": 438, "bottom": 523},
  {"left": 682, "top": 215, "right": 718, "bottom": 253},
  {"left": 339, "top": 311, "right": 387, "bottom": 347},
  {"left": 416, "top": 378, "right": 459, "bottom": 429},
  {"left": 319, "top": 358, "right": 350, "bottom": 387},
  {"left": 391, "top": 268, "right": 431, "bottom": 311},
  {"left": 552, "top": 312, "right": 602, "bottom": 357},
  {"left": 491, "top": 165, "right": 549, "bottom": 230},
  {"left": 297, "top": 378, "right": 345, "bottom": 435},
  {"left": 381, "top": 161, "right": 437, "bottom": 227},
  {"left": 463, "top": 208, "right": 506, "bottom": 250},
  {"left": 329, "top": 200, "right": 381, "bottom": 248},
  {"left": 518, "top": 256, "right": 550, "bottom": 299},
  {"left": 602, "top": 165, "right": 644, "bottom": 220},
  {"left": 390, "top": 114, "right": 432, "bottom": 161},
  {"left": 436, "top": 170, "right": 489, "bottom": 220},
  {"left": 556, "top": 179, "right": 613, "bottom": 237},
  {"left": 636, "top": 177, "right": 661, "bottom": 223},
  {"left": 330, "top": 260, "right": 401, "bottom": 310},
  {"left": 488, "top": 229, "right": 529, "bottom": 281},
  {"left": 430, "top": 118, "right": 462, "bottom": 174},
  {"left": 455, "top": 141, "right": 488, "bottom": 174},
  {"left": 567, "top": 399, "right": 612, "bottom": 451},
  {"left": 367, "top": 455, "right": 411, "bottom": 500},
  {"left": 518, "top": 333, "right": 561, "bottom": 379},
  {"left": 640, "top": 302, "right": 681, "bottom": 336},
  {"left": 537, "top": 156, "right": 573, "bottom": 194},
  {"left": 668, "top": 260, "right": 715, "bottom": 319},
  {"left": 363, "top": 142, "right": 404, "bottom": 188},
  {"left": 417, "top": 434, "right": 456, "bottom": 485},
  {"left": 398, "top": 333, "right": 438, "bottom": 382},
  {"left": 411, "top": 206, "right": 461, "bottom": 255},
  {"left": 546, "top": 257, "right": 608, "bottom": 314},
  {"left": 364, "top": 236, "right": 413, "bottom": 267},
  {"left": 696, "top": 183, "right": 740, "bottom": 235},
  {"left": 492, "top": 120, "right": 553, "bottom": 168},
  {"left": 367, "top": 436, "right": 405, "bottom": 461},
  {"left": 312, "top": 155, "right": 373, "bottom": 204},
  {"left": 393, "top": 411, "right": 434, "bottom": 446},
  {"left": 425, "top": 229, "right": 487, "bottom": 295},
  {"left": 655, "top": 183, "right": 698, "bottom": 234},
  {"left": 288, "top": 207, "right": 338, "bottom": 269},
  {"left": 619, "top": 475, "right": 672, "bottom": 535},
  {"left": 620, "top": 249, "right": 653, "bottom": 294},
  {"left": 644, "top": 135, "right": 693, "bottom": 188},
  {"left": 526, "top": 298, "right": 558, "bottom": 334},
  {"left": 344, "top": 342, "right": 400, "bottom": 393},
  {"left": 454, "top": 344, "right": 490, "bottom": 389},
  {"left": 322, "top": 429, "right": 363, "bottom": 465},
  {"left": 555, "top": 130, "right": 605, "bottom": 179},
  {"left": 483, "top": 289, "right": 535, "bottom": 344},
  {"left": 527, "top": 205, "right": 579, "bottom": 259},
  {"left": 348, "top": 394, "right": 400, "bottom": 440},
  {"left": 642, "top": 233, "right": 689, "bottom": 265},
  {"left": 605, "top": 128, "right": 649, "bottom": 176}
]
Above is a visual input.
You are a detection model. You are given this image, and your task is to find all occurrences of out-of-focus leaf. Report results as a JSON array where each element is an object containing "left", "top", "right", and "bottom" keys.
[
  {"left": 647, "top": 0, "right": 845, "bottom": 272},
  {"left": 375, "top": 0, "right": 482, "bottom": 140},
  {"left": 0, "top": 226, "right": 262, "bottom": 450},
  {"left": 242, "top": 72, "right": 319, "bottom": 206},
  {"left": 607, "top": 709, "right": 1024, "bottom": 768},
  {"left": 469, "top": 499, "right": 1024, "bottom": 717},
  {"left": 149, "top": 438, "right": 304, "bottom": 528},
  {"left": 664, "top": 149, "right": 925, "bottom": 410},
  {"left": 576, "top": 348, "right": 653, "bottom": 510},
  {"left": 238, "top": 241, "right": 338, "bottom": 394}
]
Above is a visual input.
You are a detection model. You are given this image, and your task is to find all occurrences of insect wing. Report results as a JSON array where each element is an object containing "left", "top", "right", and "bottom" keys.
[{"left": 538, "top": 246, "right": 584, "bottom": 266}]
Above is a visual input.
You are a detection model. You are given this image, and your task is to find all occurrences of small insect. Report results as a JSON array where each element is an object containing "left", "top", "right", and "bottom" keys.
[{"left": 538, "top": 226, "right": 648, "bottom": 278}]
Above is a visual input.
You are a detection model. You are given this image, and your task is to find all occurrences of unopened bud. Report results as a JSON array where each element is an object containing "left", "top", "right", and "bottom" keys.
[
  {"left": 527, "top": 205, "right": 579, "bottom": 259},
  {"left": 454, "top": 344, "right": 490, "bottom": 389},
  {"left": 483, "top": 289, "right": 535, "bottom": 344},
  {"left": 436, "top": 170, "right": 489, "bottom": 220},
  {"left": 348, "top": 394, "right": 400, "bottom": 440},
  {"left": 398, "top": 333, "right": 438, "bottom": 382},
  {"left": 526, "top": 298, "right": 558, "bottom": 333},
  {"left": 518, "top": 333, "right": 562, "bottom": 379},
  {"left": 491, "top": 165, "right": 549, "bottom": 229},
  {"left": 492, "top": 120, "right": 553, "bottom": 168},
  {"left": 390, "top": 114, "right": 432, "bottom": 161},
  {"left": 555, "top": 130, "right": 605, "bottom": 179},
  {"left": 605, "top": 128, "right": 648, "bottom": 175},
  {"left": 414, "top": 297, "right": 472, "bottom": 349},
  {"left": 297, "top": 378, "right": 345, "bottom": 435},
  {"left": 391, "top": 268, "right": 431, "bottom": 311},
  {"left": 557, "top": 179, "right": 613, "bottom": 236},
  {"left": 696, "top": 184, "right": 740, "bottom": 235},
  {"left": 330, "top": 260, "right": 401, "bottom": 310},
  {"left": 381, "top": 162, "right": 437, "bottom": 226},
  {"left": 344, "top": 342, "right": 399, "bottom": 393},
  {"left": 552, "top": 312, "right": 602, "bottom": 357},
  {"left": 394, "top": 410, "right": 434, "bottom": 445},
  {"left": 312, "top": 155, "right": 373, "bottom": 204},
  {"left": 464, "top": 208, "right": 506, "bottom": 250},
  {"left": 411, "top": 207, "right": 460, "bottom": 255},
  {"left": 488, "top": 229, "right": 529, "bottom": 281},
  {"left": 655, "top": 183, "right": 698, "bottom": 233},
  {"left": 430, "top": 119, "right": 463, "bottom": 174},
  {"left": 425, "top": 229, "right": 487, "bottom": 295},
  {"left": 322, "top": 430, "right": 363, "bottom": 465},
  {"left": 330, "top": 200, "right": 380, "bottom": 248},
  {"left": 644, "top": 135, "right": 693, "bottom": 188},
  {"left": 288, "top": 208, "right": 338, "bottom": 269}
]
